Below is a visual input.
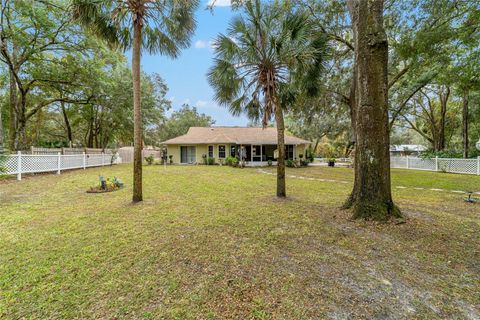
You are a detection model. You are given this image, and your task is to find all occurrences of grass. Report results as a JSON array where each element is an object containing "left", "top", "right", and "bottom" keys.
[{"left": 0, "top": 164, "right": 479, "bottom": 319}]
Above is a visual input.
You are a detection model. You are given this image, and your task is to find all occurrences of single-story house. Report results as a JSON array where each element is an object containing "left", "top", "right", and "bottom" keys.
[
  {"left": 161, "top": 127, "right": 311, "bottom": 166},
  {"left": 390, "top": 144, "right": 427, "bottom": 157}
]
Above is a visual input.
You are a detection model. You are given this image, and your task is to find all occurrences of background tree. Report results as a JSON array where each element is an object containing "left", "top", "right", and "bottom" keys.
[
  {"left": 72, "top": 0, "right": 198, "bottom": 202},
  {"left": 208, "top": 0, "right": 327, "bottom": 197},
  {"left": 0, "top": 0, "right": 93, "bottom": 150},
  {"left": 148, "top": 104, "right": 215, "bottom": 144}
]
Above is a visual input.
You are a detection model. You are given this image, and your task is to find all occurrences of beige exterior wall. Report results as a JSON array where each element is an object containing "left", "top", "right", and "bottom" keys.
[
  {"left": 166, "top": 143, "right": 308, "bottom": 164},
  {"left": 296, "top": 144, "right": 307, "bottom": 159},
  {"left": 165, "top": 144, "right": 231, "bottom": 164}
]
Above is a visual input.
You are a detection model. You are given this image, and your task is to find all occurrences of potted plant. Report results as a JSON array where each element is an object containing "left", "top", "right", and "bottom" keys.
[
  {"left": 144, "top": 154, "right": 154, "bottom": 165},
  {"left": 328, "top": 158, "right": 336, "bottom": 167}
]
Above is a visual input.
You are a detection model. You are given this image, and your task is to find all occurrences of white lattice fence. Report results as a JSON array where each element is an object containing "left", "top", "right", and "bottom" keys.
[
  {"left": 391, "top": 156, "right": 480, "bottom": 175},
  {"left": 0, "top": 152, "right": 119, "bottom": 180}
]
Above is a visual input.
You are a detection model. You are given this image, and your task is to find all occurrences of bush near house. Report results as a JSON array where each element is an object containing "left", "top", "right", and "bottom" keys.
[
  {"left": 207, "top": 157, "right": 215, "bottom": 165},
  {"left": 225, "top": 156, "right": 239, "bottom": 167}
]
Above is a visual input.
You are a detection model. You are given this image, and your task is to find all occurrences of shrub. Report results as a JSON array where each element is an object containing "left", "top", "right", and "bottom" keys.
[
  {"left": 225, "top": 156, "right": 239, "bottom": 167},
  {"left": 207, "top": 157, "right": 215, "bottom": 165},
  {"left": 169, "top": 155, "right": 173, "bottom": 164},
  {"left": 0, "top": 154, "right": 6, "bottom": 174},
  {"left": 300, "top": 159, "right": 309, "bottom": 167},
  {"left": 306, "top": 148, "right": 315, "bottom": 163},
  {"left": 267, "top": 159, "right": 272, "bottom": 166},
  {"left": 286, "top": 159, "right": 295, "bottom": 168},
  {"left": 144, "top": 154, "right": 154, "bottom": 165},
  {"left": 202, "top": 154, "right": 207, "bottom": 165}
]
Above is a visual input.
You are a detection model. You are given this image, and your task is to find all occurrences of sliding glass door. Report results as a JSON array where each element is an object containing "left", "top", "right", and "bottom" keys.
[{"left": 180, "top": 146, "right": 196, "bottom": 164}]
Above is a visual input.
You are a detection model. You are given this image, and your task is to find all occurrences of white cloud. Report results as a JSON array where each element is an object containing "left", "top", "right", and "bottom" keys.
[
  {"left": 196, "top": 100, "right": 208, "bottom": 107},
  {"left": 194, "top": 40, "right": 207, "bottom": 49},
  {"left": 207, "top": 0, "right": 231, "bottom": 7}
]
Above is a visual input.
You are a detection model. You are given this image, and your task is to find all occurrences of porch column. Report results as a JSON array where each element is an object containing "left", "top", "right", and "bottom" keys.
[{"left": 260, "top": 144, "right": 263, "bottom": 162}]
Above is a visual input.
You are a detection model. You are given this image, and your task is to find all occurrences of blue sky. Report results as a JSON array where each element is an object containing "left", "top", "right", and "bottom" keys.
[{"left": 139, "top": 0, "right": 249, "bottom": 126}]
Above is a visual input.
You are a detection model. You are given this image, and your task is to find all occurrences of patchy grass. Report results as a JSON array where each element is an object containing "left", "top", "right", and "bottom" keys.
[{"left": 0, "top": 165, "right": 479, "bottom": 319}]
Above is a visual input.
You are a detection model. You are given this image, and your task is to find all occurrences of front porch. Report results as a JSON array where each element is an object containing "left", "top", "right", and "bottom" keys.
[{"left": 237, "top": 144, "right": 300, "bottom": 166}]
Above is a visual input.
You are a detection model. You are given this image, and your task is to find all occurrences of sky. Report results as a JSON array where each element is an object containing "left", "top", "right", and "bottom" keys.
[{"left": 138, "top": 0, "right": 249, "bottom": 126}]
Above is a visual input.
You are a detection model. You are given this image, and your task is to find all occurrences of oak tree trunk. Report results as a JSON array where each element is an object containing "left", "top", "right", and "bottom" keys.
[
  {"left": 436, "top": 86, "right": 450, "bottom": 151},
  {"left": 462, "top": 91, "right": 469, "bottom": 158},
  {"left": 0, "top": 100, "right": 3, "bottom": 152},
  {"left": 275, "top": 104, "right": 286, "bottom": 198},
  {"left": 61, "top": 101, "right": 73, "bottom": 143},
  {"left": 132, "top": 20, "right": 143, "bottom": 202},
  {"left": 343, "top": 0, "right": 401, "bottom": 220},
  {"left": 9, "top": 68, "right": 17, "bottom": 151}
]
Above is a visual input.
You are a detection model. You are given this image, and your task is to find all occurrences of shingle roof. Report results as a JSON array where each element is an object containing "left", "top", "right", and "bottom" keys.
[{"left": 161, "top": 127, "right": 311, "bottom": 145}]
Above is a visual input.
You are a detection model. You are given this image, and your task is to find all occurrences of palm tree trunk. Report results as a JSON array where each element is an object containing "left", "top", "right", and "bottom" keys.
[
  {"left": 132, "top": 20, "right": 143, "bottom": 202},
  {"left": 344, "top": 0, "right": 401, "bottom": 220},
  {"left": 275, "top": 104, "right": 286, "bottom": 198}
]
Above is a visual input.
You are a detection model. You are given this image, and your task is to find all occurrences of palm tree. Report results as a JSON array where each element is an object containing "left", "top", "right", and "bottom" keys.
[
  {"left": 72, "top": 0, "right": 198, "bottom": 202},
  {"left": 208, "top": 0, "right": 327, "bottom": 197}
]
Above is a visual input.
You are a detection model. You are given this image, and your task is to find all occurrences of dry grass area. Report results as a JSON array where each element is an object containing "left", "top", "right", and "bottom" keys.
[{"left": 0, "top": 165, "right": 479, "bottom": 319}]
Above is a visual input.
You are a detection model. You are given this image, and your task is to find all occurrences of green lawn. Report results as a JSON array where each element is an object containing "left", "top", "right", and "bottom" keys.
[{"left": 1, "top": 165, "right": 479, "bottom": 319}]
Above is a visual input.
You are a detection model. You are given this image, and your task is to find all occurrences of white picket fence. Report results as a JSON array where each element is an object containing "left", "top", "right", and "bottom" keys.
[
  {"left": 1, "top": 152, "right": 120, "bottom": 180},
  {"left": 391, "top": 156, "right": 480, "bottom": 175}
]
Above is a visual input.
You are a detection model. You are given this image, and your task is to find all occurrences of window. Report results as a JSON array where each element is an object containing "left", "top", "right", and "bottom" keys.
[
  {"left": 252, "top": 145, "right": 261, "bottom": 161},
  {"left": 230, "top": 145, "right": 236, "bottom": 157},
  {"left": 208, "top": 145, "right": 214, "bottom": 158},
  {"left": 285, "top": 145, "right": 294, "bottom": 160},
  {"left": 218, "top": 145, "right": 226, "bottom": 158}
]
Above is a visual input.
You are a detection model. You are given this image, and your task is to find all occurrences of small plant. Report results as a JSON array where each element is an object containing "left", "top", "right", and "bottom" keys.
[
  {"left": 207, "top": 157, "right": 215, "bottom": 165},
  {"left": 145, "top": 154, "right": 154, "bottom": 165},
  {"left": 267, "top": 159, "right": 272, "bottom": 166},
  {"left": 202, "top": 154, "right": 207, "bottom": 165},
  {"left": 87, "top": 176, "right": 124, "bottom": 193},
  {"left": 286, "top": 159, "right": 295, "bottom": 168},
  {"left": 328, "top": 158, "right": 336, "bottom": 167},
  {"left": 169, "top": 155, "right": 173, "bottom": 164}
]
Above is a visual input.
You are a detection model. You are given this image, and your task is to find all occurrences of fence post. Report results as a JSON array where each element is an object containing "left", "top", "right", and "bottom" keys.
[
  {"left": 17, "top": 151, "right": 22, "bottom": 181},
  {"left": 83, "top": 152, "right": 86, "bottom": 170},
  {"left": 406, "top": 155, "right": 409, "bottom": 169},
  {"left": 57, "top": 152, "right": 61, "bottom": 175},
  {"left": 435, "top": 156, "right": 439, "bottom": 172}
]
